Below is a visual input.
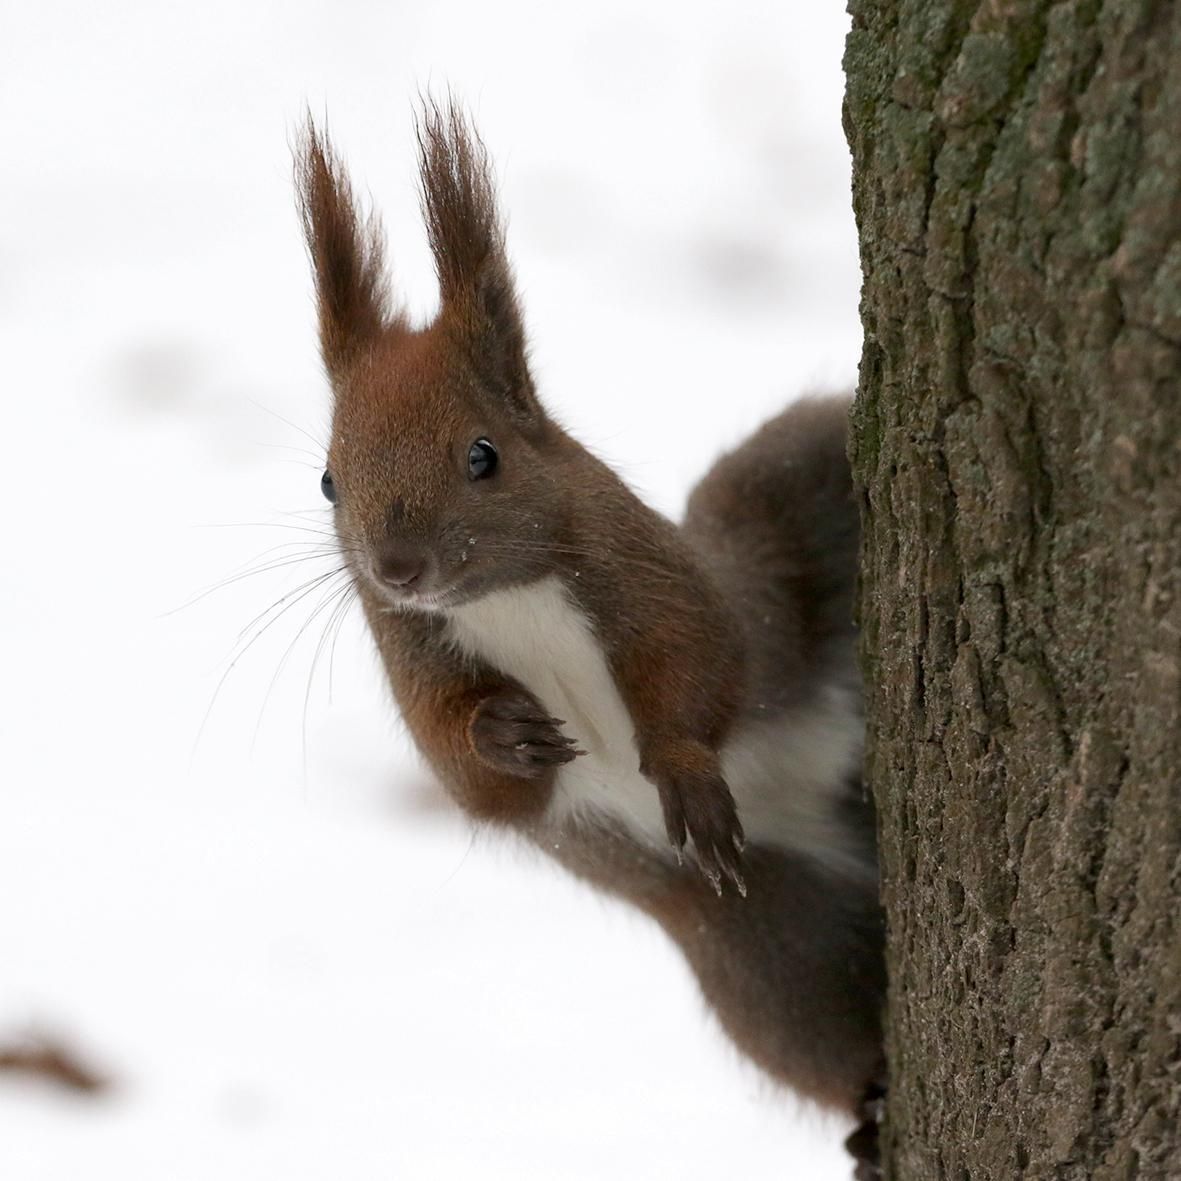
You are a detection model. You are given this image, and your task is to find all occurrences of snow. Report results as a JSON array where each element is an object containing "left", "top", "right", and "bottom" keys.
[{"left": 1, "top": 2, "right": 863, "bottom": 1177}]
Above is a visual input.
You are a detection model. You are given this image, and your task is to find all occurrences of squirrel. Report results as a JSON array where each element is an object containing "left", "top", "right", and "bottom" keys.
[{"left": 295, "top": 102, "right": 886, "bottom": 1174}]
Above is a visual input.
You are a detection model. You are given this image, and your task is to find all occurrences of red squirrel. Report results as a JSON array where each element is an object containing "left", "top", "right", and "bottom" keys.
[{"left": 295, "top": 103, "right": 885, "bottom": 1172}]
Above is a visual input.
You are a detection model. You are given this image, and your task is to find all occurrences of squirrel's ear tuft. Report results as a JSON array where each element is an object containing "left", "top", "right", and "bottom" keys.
[
  {"left": 295, "top": 118, "right": 393, "bottom": 375},
  {"left": 416, "top": 99, "right": 537, "bottom": 422}
]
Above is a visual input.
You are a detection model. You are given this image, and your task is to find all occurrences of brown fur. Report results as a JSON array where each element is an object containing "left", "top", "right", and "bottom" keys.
[
  {"left": 296, "top": 122, "right": 397, "bottom": 372},
  {"left": 294, "top": 104, "right": 884, "bottom": 1130}
]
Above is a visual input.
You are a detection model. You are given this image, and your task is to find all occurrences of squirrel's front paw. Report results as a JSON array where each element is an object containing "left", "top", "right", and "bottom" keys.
[
  {"left": 469, "top": 689, "right": 585, "bottom": 780},
  {"left": 645, "top": 755, "right": 746, "bottom": 896}
]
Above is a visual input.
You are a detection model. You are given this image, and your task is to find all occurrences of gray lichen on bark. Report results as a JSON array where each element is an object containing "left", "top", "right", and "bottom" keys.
[{"left": 843, "top": 1, "right": 1181, "bottom": 1177}]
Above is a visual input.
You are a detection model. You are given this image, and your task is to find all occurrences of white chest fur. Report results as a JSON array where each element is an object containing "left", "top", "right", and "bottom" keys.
[{"left": 445, "top": 577, "right": 866, "bottom": 877}]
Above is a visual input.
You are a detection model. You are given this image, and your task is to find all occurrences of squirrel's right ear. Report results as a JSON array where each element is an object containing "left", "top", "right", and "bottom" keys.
[
  {"left": 417, "top": 101, "right": 539, "bottom": 426},
  {"left": 295, "top": 119, "right": 395, "bottom": 375}
]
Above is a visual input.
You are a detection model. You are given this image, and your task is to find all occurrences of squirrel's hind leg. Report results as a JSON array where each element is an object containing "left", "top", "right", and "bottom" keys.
[{"left": 845, "top": 1072, "right": 887, "bottom": 1180}]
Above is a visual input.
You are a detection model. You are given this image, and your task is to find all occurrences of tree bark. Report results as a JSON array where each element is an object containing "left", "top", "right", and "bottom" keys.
[{"left": 842, "top": 2, "right": 1181, "bottom": 1177}]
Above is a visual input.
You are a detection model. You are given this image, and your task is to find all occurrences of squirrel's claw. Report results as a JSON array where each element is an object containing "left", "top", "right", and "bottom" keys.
[
  {"left": 696, "top": 835, "right": 747, "bottom": 899},
  {"left": 652, "top": 764, "right": 746, "bottom": 895},
  {"left": 470, "top": 689, "right": 584, "bottom": 779}
]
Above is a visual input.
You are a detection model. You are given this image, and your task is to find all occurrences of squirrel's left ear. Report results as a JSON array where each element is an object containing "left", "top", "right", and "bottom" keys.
[
  {"left": 296, "top": 119, "right": 397, "bottom": 377},
  {"left": 417, "top": 100, "right": 539, "bottom": 425}
]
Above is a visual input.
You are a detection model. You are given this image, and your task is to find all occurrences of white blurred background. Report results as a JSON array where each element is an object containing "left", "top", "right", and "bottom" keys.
[{"left": 0, "top": 2, "right": 863, "bottom": 1177}]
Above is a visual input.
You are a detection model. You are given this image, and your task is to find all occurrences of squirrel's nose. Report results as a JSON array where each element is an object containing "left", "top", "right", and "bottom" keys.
[{"left": 374, "top": 543, "right": 427, "bottom": 590}]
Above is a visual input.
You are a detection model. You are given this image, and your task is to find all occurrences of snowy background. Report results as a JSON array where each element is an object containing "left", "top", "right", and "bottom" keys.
[{"left": 0, "top": 2, "right": 863, "bottom": 1177}]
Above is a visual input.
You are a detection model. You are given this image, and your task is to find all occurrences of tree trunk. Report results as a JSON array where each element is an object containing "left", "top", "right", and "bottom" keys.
[{"left": 842, "top": 2, "right": 1181, "bottom": 1177}]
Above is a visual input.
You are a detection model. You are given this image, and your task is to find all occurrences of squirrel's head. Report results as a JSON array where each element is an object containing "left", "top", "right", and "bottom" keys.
[{"left": 297, "top": 104, "right": 570, "bottom": 610}]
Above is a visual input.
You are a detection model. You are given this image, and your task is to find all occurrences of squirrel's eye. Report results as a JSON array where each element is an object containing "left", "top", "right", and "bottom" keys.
[
  {"left": 467, "top": 438, "right": 498, "bottom": 481},
  {"left": 321, "top": 470, "right": 337, "bottom": 505}
]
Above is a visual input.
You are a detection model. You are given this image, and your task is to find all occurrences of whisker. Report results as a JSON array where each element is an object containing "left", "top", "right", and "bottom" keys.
[
  {"left": 252, "top": 570, "right": 353, "bottom": 754},
  {"left": 468, "top": 540, "right": 683, "bottom": 584},
  {"left": 166, "top": 545, "right": 349, "bottom": 616},
  {"left": 254, "top": 441, "right": 327, "bottom": 464},
  {"left": 327, "top": 584, "right": 360, "bottom": 701},
  {"left": 301, "top": 580, "right": 359, "bottom": 766},
  {"left": 193, "top": 565, "right": 350, "bottom": 754},
  {"left": 232, "top": 567, "right": 350, "bottom": 647},
  {"left": 194, "top": 521, "right": 342, "bottom": 537},
  {"left": 247, "top": 396, "right": 329, "bottom": 453}
]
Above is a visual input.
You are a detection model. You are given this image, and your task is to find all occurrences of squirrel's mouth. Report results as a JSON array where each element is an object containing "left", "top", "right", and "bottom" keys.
[
  {"left": 362, "top": 545, "right": 450, "bottom": 612},
  {"left": 360, "top": 551, "right": 493, "bottom": 614},
  {"left": 371, "top": 578, "right": 454, "bottom": 613}
]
